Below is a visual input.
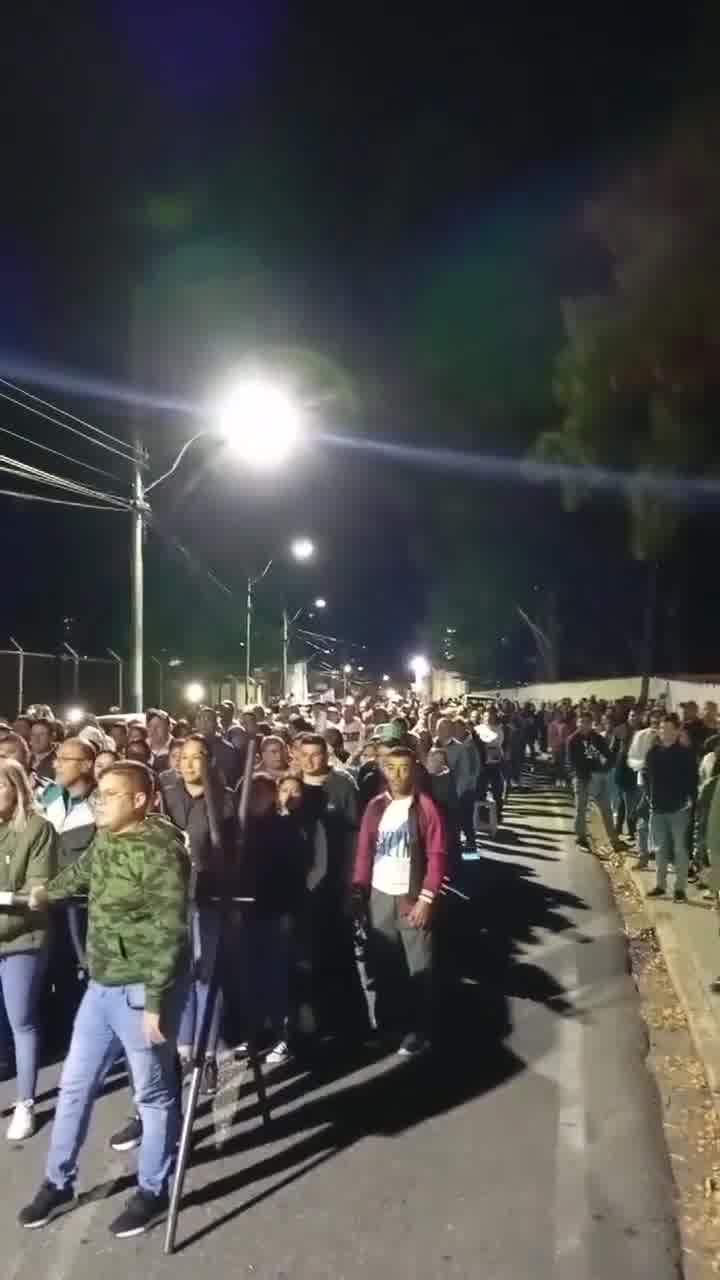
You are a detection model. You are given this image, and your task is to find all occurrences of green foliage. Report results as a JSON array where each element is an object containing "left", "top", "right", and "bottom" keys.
[{"left": 535, "top": 98, "right": 720, "bottom": 563}]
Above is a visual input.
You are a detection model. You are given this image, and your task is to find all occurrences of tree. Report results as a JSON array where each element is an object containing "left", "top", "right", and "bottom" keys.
[{"left": 535, "top": 98, "right": 720, "bottom": 691}]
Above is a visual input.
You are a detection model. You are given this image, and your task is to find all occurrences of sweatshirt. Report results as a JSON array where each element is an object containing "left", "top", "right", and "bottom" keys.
[
  {"left": 645, "top": 742, "right": 698, "bottom": 815},
  {"left": 46, "top": 815, "right": 190, "bottom": 1014},
  {"left": 353, "top": 790, "right": 447, "bottom": 904},
  {"left": 567, "top": 730, "right": 612, "bottom": 781}
]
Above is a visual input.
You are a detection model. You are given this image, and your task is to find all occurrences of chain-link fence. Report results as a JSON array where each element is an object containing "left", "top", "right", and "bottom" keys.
[{"left": 0, "top": 646, "right": 124, "bottom": 718}]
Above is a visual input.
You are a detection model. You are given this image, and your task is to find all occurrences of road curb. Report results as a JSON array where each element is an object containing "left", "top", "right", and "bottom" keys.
[{"left": 626, "top": 864, "right": 720, "bottom": 1118}]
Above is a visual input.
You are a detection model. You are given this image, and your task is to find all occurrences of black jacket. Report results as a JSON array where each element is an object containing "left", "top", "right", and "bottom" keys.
[
  {"left": 567, "top": 730, "right": 612, "bottom": 780},
  {"left": 646, "top": 742, "right": 698, "bottom": 814},
  {"left": 160, "top": 773, "right": 236, "bottom": 898}
]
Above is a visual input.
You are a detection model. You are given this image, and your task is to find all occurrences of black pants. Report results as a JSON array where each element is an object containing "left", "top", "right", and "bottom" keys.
[{"left": 458, "top": 793, "right": 477, "bottom": 850}]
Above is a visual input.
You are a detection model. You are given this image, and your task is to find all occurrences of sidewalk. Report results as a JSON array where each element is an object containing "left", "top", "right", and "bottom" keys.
[{"left": 625, "top": 858, "right": 720, "bottom": 1108}]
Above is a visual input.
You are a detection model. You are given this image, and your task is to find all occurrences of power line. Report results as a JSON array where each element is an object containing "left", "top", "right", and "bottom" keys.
[
  {"left": 0, "top": 387, "right": 138, "bottom": 466},
  {"left": 0, "top": 453, "right": 131, "bottom": 507},
  {"left": 0, "top": 376, "right": 137, "bottom": 453},
  {"left": 0, "top": 488, "right": 127, "bottom": 511},
  {"left": 0, "top": 424, "right": 124, "bottom": 484}
]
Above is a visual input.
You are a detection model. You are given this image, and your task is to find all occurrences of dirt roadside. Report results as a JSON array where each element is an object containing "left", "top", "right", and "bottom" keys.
[{"left": 600, "top": 847, "right": 720, "bottom": 1277}]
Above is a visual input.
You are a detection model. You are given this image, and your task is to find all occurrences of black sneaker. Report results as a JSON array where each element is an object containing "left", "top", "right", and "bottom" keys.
[
  {"left": 576, "top": 837, "right": 590, "bottom": 850},
  {"left": 109, "top": 1189, "right": 168, "bottom": 1239},
  {"left": 200, "top": 1057, "right": 218, "bottom": 1097},
  {"left": 673, "top": 889, "right": 687, "bottom": 903},
  {"left": 647, "top": 886, "right": 666, "bottom": 898},
  {"left": 110, "top": 1115, "right": 143, "bottom": 1152},
  {"left": 19, "top": 1181, "right": 75, "bottom": 1229}
]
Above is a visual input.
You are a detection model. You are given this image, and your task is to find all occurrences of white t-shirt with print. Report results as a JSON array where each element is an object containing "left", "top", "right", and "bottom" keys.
[{"left": 371, "top": 796, "right": 413, "bottom": 896}]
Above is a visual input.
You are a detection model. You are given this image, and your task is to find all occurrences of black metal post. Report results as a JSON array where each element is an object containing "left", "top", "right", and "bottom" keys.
[{"left": 164, "top": 738, "right": 267, "bottom": 1254}]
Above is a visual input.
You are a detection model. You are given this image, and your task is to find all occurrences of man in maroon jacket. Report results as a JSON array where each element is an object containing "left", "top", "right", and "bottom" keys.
[{"left": 353, "top": 746, "right": 447, "bottom": 1056}]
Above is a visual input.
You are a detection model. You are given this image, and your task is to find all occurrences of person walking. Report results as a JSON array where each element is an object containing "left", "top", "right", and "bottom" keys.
[
  {"left": 19, "top": 762, "right": 190, "bottom": 1239},
  {"left": 0, "top": 761, "right": 57, "bottom": 1141},
  {"left": 645, "top": 714, "right": 698, "bottom": 903}
]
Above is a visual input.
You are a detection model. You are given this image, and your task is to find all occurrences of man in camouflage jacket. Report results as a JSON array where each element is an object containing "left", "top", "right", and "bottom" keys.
[{"left": 19, "top": 762, "right": 190, "bottom": 1240}]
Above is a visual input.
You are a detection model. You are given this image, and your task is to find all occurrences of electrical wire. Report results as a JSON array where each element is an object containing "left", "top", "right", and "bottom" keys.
[
  {"left": 0, "top": 386, "right": 139, "bottom": 466},
  {"left": 0, "top": 376, "right": 138, "bottom": 454},
  {"left": 0, "top": 424, "right": 125, "bottom": 484},
  {"left": 0, "top": 488, "right": 126, "bottom": 511},
  {"left": 0, "top": 454, "right": 131, "bottom": 507}
]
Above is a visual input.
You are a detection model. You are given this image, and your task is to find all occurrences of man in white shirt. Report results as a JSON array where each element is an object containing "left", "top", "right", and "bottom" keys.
[
  {"left": 353, "top": 748, "right": 447, "bottom": 1057},
  {"left": 340, "top": 701, "right": 365, "bottom": 755},
  {"left": 628, "top": 709, "right": 661, "bottom": 868}
]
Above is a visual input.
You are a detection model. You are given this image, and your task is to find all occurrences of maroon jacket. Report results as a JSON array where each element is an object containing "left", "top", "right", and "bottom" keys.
[{"left": 353, "top": 790, "right": 448, "bottom": 904}]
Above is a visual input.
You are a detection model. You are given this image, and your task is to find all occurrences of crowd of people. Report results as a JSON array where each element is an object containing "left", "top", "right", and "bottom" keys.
[
  {"left": 1, "top": 686, "right": 716, "bottom": 1239},
  {"left": 0, "top": 691, "right": 511, "bottom": 1239}
]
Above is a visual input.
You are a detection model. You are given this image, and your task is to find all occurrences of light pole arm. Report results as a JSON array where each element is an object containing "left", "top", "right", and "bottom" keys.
[{"left": 144, "top": 431, "right": 215, "bottom": 495}]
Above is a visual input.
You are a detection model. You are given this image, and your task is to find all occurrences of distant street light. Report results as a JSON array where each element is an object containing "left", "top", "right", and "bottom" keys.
[
  {"left": 382, "top": 673, "right": 390, "bottom": 682},
  {"left": 66, "top": 707, "right": 85, "bottom": 726},
  {"left": 184, "top": 681, "right": 205, "bottom": 704},
  {"left": 409, "top": 654, "right": 431, "bottom": 685},
  {"left": 290, "top": 537, "right": 315, "bottom": 562},
  {"left": 314, "top": 598, "right": 327, "bottom": 610}
]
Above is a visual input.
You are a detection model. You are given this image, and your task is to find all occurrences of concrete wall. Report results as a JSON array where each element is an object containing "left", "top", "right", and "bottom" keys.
[{"left": 468, "top": 676, "right": 720, "bottom": 708}]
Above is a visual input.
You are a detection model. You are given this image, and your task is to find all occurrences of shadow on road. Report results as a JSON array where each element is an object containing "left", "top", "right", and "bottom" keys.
[{"left": 169, "top": 782, "right": 590, "bottom": 1252}]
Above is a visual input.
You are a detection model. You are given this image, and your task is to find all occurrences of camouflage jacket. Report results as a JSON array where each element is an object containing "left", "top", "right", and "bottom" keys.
[{"left": 47, "top": 815, "right": 190, "bottom": 1014}]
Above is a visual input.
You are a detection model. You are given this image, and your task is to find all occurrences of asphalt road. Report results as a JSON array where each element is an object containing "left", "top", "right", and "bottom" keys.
[{"left": 0, "top": 779, "right": 682, "bottom": 1280}]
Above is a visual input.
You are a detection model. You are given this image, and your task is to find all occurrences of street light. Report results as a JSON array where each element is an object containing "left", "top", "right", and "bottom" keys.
[
  {"left": 281, "top": 588, "right": 326, "bottom": 698},
  {"left": 215, "top": 377, "right": 303, "bottom": 468},
  {"left": 343, "top": 663, "right": 353, "bottom": 698},
  {"left": 127, "top": 376, "right": 305, "bottom": 712},
  {"left": 184, "top": 681, "right": 206, "bottom": 704},
  {"left": 249, "top": 537, "right": 317, "bottom": 701},
  {"left": 290, "top": 537, "right": 315, "bottom": 562},
  {"left": 409, "top": 654, "right": 431, "bottom": 693}
]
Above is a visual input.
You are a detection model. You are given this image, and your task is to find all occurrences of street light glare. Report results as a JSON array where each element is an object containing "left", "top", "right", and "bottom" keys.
[
  {"left": 66, "top": 707, "right": 85, "bottom": 725},
  {"left": 343, "top": 663, "right": 353, "bottom": 674},
  {"left": 409, "top": 654, "right": 431, "bottom": 680},
  {"left": 215, "top": 377, "right": 302, "bottom": 468},
  {"left": 291, "top": 537, "right": 315, "bottom": 561},
  {"left": 185, "top": 681, "right": 206, "bottom": 704},
  {"left": 314, "top": 597, "right": 327, "bottom": 609}
]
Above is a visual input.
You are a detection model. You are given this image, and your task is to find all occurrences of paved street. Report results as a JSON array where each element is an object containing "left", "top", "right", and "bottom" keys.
[{"left": 0, "top": 782, "right": 681, "bottom": 1279}]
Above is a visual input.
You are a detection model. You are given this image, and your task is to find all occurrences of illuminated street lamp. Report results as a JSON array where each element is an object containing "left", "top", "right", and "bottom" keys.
[
  {"left": 314, "top": 598, "right": 327, "bottom": 610},
  {"left": 409, "top": 654, "right": 431, "bottom": 696},
  {"left": 215, "top": 377, "right": 303, "bottom": 469},
  {"left": 184, "top": 681, "right": 206, "bottom": 705},
  {"left": 127, "top": 375, "right": 305, "bottom": 713},
  {"left": 290, "top": 537, "right": 315, "bottom": 562}
]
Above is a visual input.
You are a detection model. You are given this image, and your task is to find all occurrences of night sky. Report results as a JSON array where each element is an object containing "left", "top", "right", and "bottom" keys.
[{"left": 0, "top": 1, "right": 713, "bottom": 697}]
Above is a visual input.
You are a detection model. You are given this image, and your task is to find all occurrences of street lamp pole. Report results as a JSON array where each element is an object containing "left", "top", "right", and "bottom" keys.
[
  {"left": 129, "top": 443, "right": 149, "bottom": 713},
  {"left": 282, "top": 608, "right": 289, "bottom": 698},
  {"left": 246, "top": 560, "right": 273, "bottom": 704}
]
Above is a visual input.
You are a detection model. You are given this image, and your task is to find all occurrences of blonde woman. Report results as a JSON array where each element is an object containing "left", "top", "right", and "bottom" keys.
[{"left": 0, "top": 760, "right": 57, "bottom": 1140}]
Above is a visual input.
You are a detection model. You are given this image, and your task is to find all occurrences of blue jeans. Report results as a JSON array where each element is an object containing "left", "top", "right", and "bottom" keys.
[
  {"left": 0, "top": 949, "right": 48, "bottom": 1100},
  {"left": 178, "top": 907, "right": 223, "bottom": 1056},
  {"left": 46, "top": 978, "right": 186, "bottom": 1196},
  {"left": 574, "top": 773, "right": 617, "bottom": 843},
  {"left": 651, "top": 807, "right": 691, "bottom": 891}
]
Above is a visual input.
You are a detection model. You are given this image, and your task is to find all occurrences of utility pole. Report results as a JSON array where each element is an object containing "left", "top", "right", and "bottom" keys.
[
  {"left": 130, "top": 444, "right": 148, "bottom": 713},
  {"left": 282, "top": 607, "right": 289, "bottom": 699},
  {"left": 245, "top": 575, "right": 253, "bottom": 704}
]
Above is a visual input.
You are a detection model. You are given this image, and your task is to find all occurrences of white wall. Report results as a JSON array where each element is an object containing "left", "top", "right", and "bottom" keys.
[{"left": 468, "top": 676, "right": 720, "bottom": 707}]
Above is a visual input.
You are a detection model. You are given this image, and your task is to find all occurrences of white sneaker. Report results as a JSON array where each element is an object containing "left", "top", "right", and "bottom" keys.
[
  {"left": 265, "top": 1040, "right": 291, "bottom": 1066},
  {"left": 7, "top": 1101, "right": 36, "bottom": 1142}
]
